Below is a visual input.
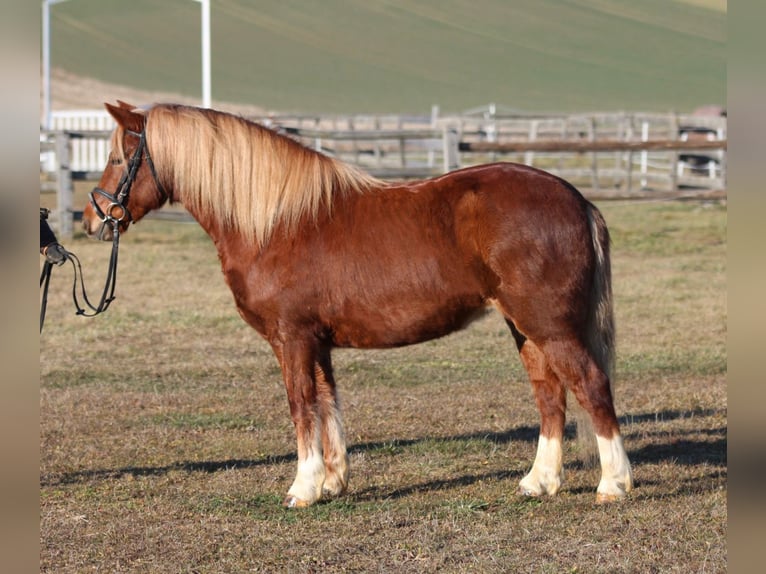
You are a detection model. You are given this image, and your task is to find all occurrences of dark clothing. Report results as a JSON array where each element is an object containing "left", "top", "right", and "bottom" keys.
[
  {"left": 40, "top": 217, "right": 58, "bottom": 252},
  {"left": 40, "top": 209, "right": 67, "bottom": 265}
]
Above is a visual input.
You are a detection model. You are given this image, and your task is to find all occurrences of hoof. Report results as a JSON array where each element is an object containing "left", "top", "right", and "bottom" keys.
[
  {"left": 518, "top": 473, "right": 560, "bottom": 497},
  {"left": 282, "top": 495, "right": 312, "bottom": 509},
  {"left": 518, "top": 486, "right": 542, "bottom": 498},
  {"left": 322, "top": 478, "right": 348, "bottom": 500},
  {"left": 596, "top": 492, "right": 627, "bottom": 504},
  {"left": 596, "top": 478, "right": 631, "bottom": 504}
]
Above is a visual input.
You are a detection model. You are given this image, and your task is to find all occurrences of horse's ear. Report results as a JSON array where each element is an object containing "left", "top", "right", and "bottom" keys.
[
  {"left": 115, "top": 100, "right": 136, "bottom": 111},
  {"left": 104, "top": 102, "right": 146, "bottom": 133}
]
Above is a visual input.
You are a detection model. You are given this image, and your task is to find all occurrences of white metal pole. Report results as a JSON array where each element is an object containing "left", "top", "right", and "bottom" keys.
[
  {"left": 195, "top": 0, "right": 211, "bottom": 107},
  {"left": 42, "top": 0, "right": 71, "bottom": 130},
  {"left": 43, "top": 1, "right": 211, "bottom": 124}
]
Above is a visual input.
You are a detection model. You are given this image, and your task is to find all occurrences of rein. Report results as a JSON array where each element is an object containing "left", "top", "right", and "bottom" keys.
[
  {"left": 40, "top": 126, "right": 165, "bottom": 333},
  {"left": 39, "top": 261, "right": 54, "bottom": 332},
  {"left": 39, "top": 230, "right": 120, "bottom": 332}
]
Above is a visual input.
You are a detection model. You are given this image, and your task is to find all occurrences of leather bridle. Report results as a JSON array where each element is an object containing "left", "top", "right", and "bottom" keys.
[{"left": 88, "top": 127, "right": 167, "bottom": 239}]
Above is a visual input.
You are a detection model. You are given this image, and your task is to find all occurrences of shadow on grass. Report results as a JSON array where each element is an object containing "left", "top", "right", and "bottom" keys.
[
  {"left": 351, "top": 469, "right": 521, "bottom": 503},
  {"left": 40, "top": 426, "right": 538, "bottom": 487},
  {"left": 41, "top": 408, "right": 726, "bottom": 489},
  {"left": 619, "top": 407, "right": 727, "bottom": 467}
]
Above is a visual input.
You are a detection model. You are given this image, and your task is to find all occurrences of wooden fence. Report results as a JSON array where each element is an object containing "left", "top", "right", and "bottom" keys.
[{"left": 40, "top": 109, "right": 726, "bottom": 238}]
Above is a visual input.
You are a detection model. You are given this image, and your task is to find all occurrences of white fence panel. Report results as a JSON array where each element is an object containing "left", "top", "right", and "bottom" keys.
[{"left": 49, "top": 110, "right": 115, "bottom": 172}]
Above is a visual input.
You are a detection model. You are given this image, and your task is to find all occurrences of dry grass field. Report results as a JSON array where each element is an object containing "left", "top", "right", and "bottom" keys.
[{"left": 40, "top": 199, "right": 726, "bottom": 572}]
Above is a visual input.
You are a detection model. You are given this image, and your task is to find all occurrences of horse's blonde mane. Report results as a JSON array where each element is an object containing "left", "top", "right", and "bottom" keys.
[{"left": 136, "top": 104, "right": 383, "bottom": 246}]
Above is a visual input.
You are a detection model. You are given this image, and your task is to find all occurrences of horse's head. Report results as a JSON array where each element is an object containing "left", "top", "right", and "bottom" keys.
[{"left": 82, "top": 101, "right": 169, "bottom": 241}]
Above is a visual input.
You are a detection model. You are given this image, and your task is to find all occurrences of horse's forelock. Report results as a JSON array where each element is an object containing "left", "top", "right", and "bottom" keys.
[
  {"left": 110, "top": 125, "right": 126, "bottom": 164},
  {"left": 110, "top": 105, "right": 150, "bottom": 163}
]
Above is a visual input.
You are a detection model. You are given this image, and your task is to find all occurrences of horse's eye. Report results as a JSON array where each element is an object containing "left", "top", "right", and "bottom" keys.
[{"left": 110, "top": 158, "right": 123, "bottom": 166}]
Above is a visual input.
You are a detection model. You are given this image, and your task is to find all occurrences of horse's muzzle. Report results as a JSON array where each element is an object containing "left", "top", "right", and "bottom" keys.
[{"left": 82, "top": 205, "right": 116, "bottom": 241}]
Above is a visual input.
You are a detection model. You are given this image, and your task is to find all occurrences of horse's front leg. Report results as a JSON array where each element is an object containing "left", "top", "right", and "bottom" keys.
[{"left": 273, "top": 338, "right": 326, "bottom": 508}]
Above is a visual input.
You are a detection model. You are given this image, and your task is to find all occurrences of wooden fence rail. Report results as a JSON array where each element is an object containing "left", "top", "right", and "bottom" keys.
[{"left": 459, "top": 138, "right": 727, "bottom": 153}]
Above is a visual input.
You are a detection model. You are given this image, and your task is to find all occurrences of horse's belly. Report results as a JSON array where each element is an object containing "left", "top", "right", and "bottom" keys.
[{"left": 327, "top": 296, "right": 490, "bottom": 349}]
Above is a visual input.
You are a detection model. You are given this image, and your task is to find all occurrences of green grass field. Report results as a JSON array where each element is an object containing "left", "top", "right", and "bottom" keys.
[
  {"left": 49, "top": 0, "right": 726, "bottom": 114},
  {"left": 40, "top": 199, "right": 726, "bottom": 572}
]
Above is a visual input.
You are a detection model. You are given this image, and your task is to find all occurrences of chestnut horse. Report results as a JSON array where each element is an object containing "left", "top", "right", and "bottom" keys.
[{"left": 83, "top": 102, "right": 632, "bottom": 507}]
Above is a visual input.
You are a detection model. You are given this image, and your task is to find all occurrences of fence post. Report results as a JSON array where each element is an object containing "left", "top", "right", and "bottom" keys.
[
  {"left": 624, "top": 115, "right": 634, "bottom": 192},
  {"left": 427, "top": 105, "right": 440, "bottom": 168},
  {"left": 524, "top": 120, "right": 538, "bottom": 167},
  {"left": 669, "top": 113, "right": 680, "bottom": 191},
  {"left": 589, "top": 117, "right": 599, "bottom": 191},
  {"left": 640, "top": 121, "right": 649, "bottom": 189},
  {"left": 54, "top": 132, "right": 73, "bottom": 240},
  {"left": 442, "top": 126, "right": 460, "bottom": 173},
  {"left": 397, "top": 115, "right": 406, "bottom": 168},
  {"left": 430, "top": 104, "right": 440, "bottom": 127}
]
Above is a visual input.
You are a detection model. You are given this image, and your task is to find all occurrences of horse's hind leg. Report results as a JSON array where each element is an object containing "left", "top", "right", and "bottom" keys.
[
  {"left": 508, "top": 322, "right": 567, "bottom": 496},
  {"left": 315, "top": 346, "right": 349, "bottom": 499},
  {"left": 539, "top": 337, "right": 633, "bottom": 502}
]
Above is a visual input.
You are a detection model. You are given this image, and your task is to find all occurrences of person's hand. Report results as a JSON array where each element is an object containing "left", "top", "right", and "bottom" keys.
[{"left": 43, "top": 243, "right": 67, "bottom": 266}]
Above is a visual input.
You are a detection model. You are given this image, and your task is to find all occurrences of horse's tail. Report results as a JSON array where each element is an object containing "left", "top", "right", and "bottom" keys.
[{"left": 574, "top": 203, "right": 616, "bottom": 465}]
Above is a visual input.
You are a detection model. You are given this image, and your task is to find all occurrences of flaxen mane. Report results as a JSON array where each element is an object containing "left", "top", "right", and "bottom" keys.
[{"left": 120, "top": 104, "right": 384, "bottom": 246}]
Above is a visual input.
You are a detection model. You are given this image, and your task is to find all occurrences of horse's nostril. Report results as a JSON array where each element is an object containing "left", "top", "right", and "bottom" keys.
[{"left": 82, "top": 217, "right": 97, "bottom": 237}]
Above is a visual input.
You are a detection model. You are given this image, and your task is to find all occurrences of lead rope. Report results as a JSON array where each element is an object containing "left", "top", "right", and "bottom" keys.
[
  {"left": 69, "top": 224, "right": 121, "bottom": 317},
  {"left": 39, "top": 222, "right": 121, "bottom": 333}
]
